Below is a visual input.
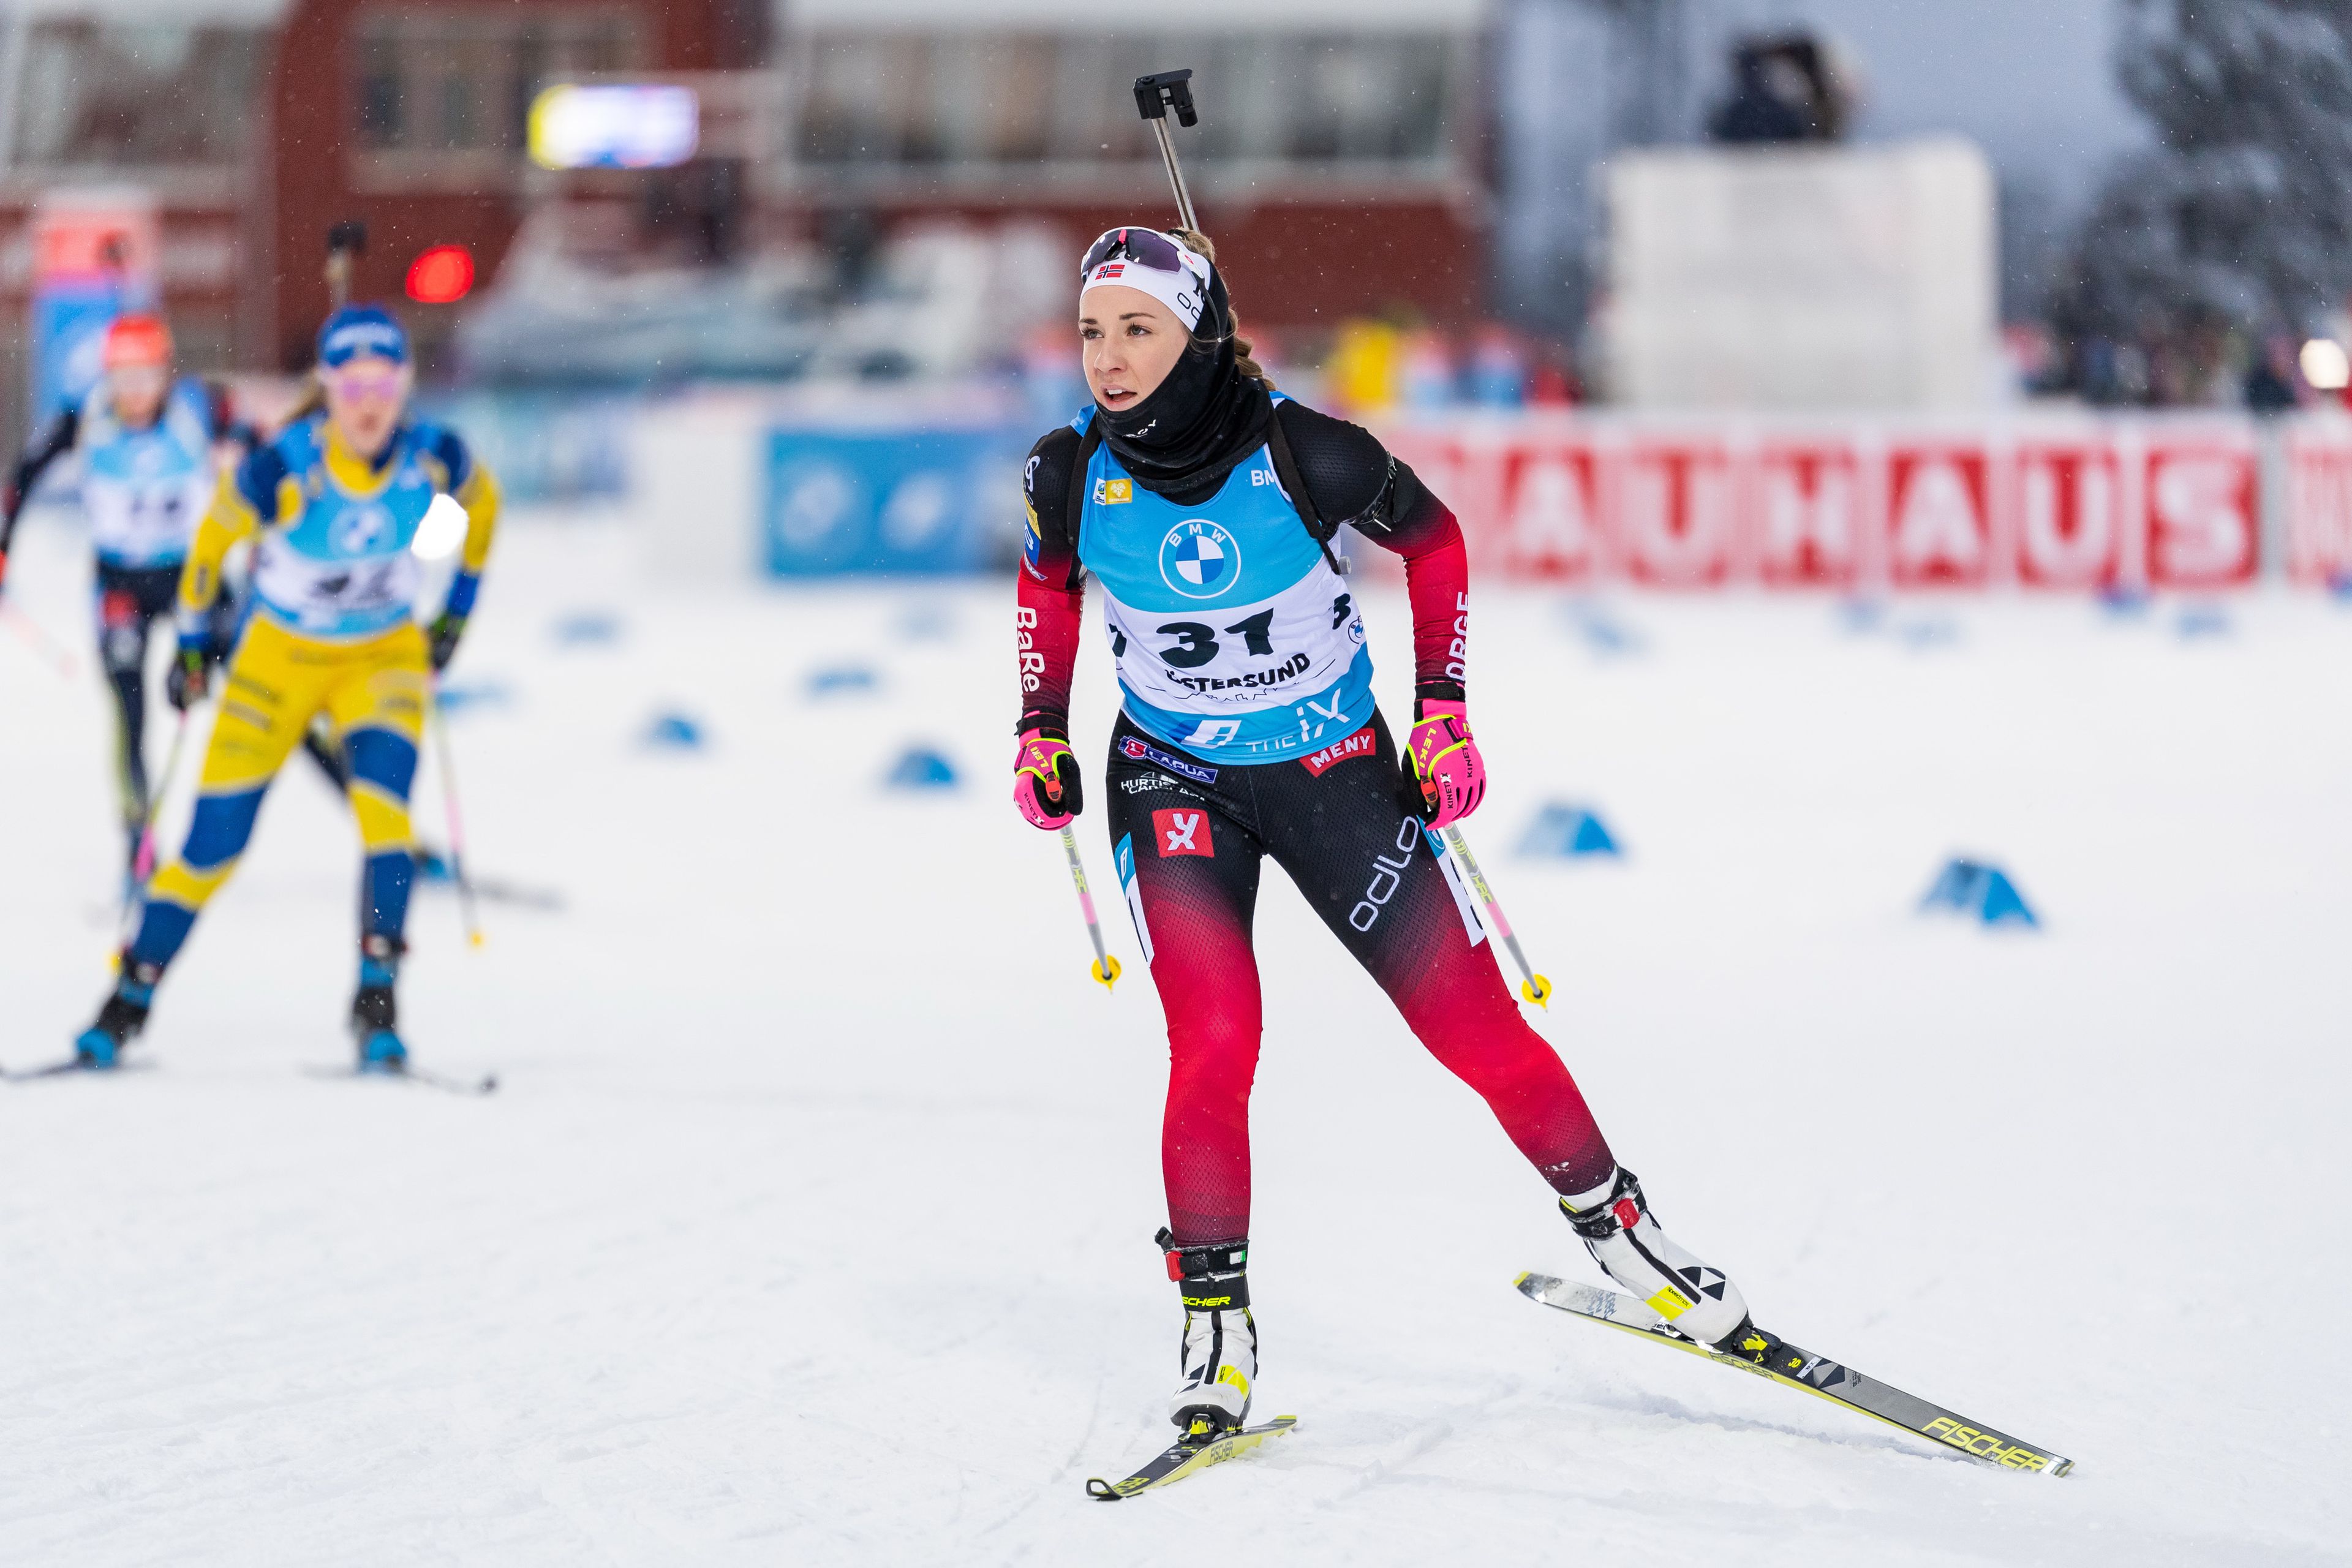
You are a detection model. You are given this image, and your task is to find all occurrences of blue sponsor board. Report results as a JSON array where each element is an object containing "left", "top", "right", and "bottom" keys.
[
  {"left": 413, "top": 391, "right": 631, "bottom": 504},
  {"left": 30, "top": 281, "right": 124, "bottom": 434},
  {"left": 764, "top": 426, "right": 1020, "bottom": 576}
]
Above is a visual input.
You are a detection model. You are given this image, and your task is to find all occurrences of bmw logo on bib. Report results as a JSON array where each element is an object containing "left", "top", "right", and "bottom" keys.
[
  {"left": 1159, "top": 520, "right": 1239, "bottom": 600},
  {"left": 334, "top": 503, "right": 395, "bottom": 556}
]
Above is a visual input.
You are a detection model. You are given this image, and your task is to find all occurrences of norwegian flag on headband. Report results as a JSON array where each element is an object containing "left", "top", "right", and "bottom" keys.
[{"left": 1080, "top": 229, "right": 1211, "bottom": 332}]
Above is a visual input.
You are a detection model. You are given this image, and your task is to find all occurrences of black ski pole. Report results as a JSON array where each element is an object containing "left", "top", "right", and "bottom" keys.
[{"left": 325, "top": 219, "right": 367, "bottom": 311}]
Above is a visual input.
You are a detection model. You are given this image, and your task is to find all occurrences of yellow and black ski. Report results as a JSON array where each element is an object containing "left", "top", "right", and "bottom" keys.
[
  {"left": 1515, "top": 1273, "right": 2074, "bottom": 1477},
  {"left": 1085, "top": 1415, "right": 1297, "bottom": 1500}
]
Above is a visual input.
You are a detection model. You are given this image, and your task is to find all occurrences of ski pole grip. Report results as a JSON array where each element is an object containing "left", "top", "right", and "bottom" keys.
[{"left": 1133, "top": 69, "right": 1197, "bottom": 127}]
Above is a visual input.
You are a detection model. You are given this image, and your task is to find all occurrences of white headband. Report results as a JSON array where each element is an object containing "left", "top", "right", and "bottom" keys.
[{"left": 1081, "top": 241, "right": 1213, "bottom": 332}]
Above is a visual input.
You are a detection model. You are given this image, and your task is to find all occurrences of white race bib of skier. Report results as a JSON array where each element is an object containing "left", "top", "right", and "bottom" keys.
[
  {"left": 253, "top": 534, "right": 420, "bottom": 632},
  {"left": 1099, "top": 560, "right": 1363, "bottom": 718}
]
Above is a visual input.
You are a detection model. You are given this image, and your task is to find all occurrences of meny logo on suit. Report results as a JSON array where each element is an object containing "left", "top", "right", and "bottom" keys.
[{"left": 1301, "top": 723, "right": 1378, "bottom": 777}]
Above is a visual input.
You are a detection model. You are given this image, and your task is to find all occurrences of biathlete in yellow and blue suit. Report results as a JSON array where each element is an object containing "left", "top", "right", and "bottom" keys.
[{"left": 74, "top": 304, "right": 499, "bottom": 1072}]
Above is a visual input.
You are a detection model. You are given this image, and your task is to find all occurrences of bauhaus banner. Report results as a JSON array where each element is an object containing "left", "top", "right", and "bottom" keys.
[{"left": 1381, "top": 413, "right": 2352, "bottom": 590}]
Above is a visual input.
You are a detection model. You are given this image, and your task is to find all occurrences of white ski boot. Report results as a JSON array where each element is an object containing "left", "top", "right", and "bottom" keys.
[
  {"left": 1160, "top": 1231, "right": 1256, "bottom": 1436},
  {"left": 1561, "top": 1167, "right": 1760, "bottom": 1354}
]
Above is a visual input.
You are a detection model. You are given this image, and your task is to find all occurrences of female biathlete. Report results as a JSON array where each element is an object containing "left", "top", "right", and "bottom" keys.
[
  {"left": 72, "top": 304, "right": 499, "bottom": 1072},
  {"left": 0, "top": 315, "right": 247, "bottom": 872},
  {"left": 1012, "top": 228, "right": 1779, "bottom": 1439}
]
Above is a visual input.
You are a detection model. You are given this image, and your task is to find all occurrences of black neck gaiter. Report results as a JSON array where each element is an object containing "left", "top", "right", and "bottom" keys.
[{"left": 1094, "top": 266, "right": 1273, "bottom": 507}]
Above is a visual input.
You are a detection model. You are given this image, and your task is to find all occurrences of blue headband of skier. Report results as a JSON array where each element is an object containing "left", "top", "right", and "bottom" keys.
[{"left": 317, "top": 305, "right": 410, "bottom": 368}]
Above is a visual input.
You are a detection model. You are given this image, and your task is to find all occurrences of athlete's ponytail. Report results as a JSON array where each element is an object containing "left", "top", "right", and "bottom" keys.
[
  {"left": 1171, "top": 228, "right": 1276, "bottom": 392},
  {"left": 274, "top": 372, "right": 326, "bottom": 435}
]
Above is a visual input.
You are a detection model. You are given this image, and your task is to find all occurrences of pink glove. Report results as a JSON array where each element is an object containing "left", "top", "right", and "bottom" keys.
[
  {"left": 1404, "top": 700, "right": 1486, "bottom": 829},
  {"left": 1012, "top": 725, "right": 1082, "bottom": 829}
]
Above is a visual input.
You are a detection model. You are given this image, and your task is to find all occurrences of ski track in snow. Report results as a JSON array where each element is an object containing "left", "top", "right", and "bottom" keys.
[{"left": 2, "top": 511, "right": 2348, "bottom": 1566}]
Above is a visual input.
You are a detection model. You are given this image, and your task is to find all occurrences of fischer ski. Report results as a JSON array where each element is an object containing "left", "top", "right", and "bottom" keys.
[
  {"left": 1516, "top": 1273, "right": 2073, "bottom": 1477},
  {"left": 1086, "top": 1415, "right": 1297, "bottom": 1500}
]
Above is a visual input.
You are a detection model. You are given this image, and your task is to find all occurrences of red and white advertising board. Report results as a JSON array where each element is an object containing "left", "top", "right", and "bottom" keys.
[
  {"left": 2286, "top": 417, "right": 2352, "bottom": 586},
  {"left": 1382, "top": 415, "right": 2266, "bottom": 592}
]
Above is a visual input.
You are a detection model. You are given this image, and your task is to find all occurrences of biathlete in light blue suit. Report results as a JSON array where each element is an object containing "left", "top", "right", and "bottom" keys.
[{"left": 0, "top": 314, "right": 248, "bottom": 865}]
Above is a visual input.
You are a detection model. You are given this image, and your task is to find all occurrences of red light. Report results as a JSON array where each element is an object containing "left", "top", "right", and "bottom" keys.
[{"left": 405, "top": 245, "right": 475, "bottom": 304}]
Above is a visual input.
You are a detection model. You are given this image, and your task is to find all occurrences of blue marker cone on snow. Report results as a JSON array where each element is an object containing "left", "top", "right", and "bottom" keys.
[
  {"left": 899, "top": 603, "right": 957, "bottom": 642},
  {"left": 886, "top": 747, "right": 959, "bottom": 790},
  {"left": 1920, "top": 858, "right": 2038, "bottom": 928},
  {"left": 1559, "top": 599, "right": 1641, "bottom": 655},
  {"left": 643, "top": 710, "right": 706, "bottom": 750},
  {"left": 1838, "top": 598, "right": 1888, "bottom": 635},
  {"left": 435, "top": 681, "right": 510, "bottom": 715},
  {"left": 552, "top": 611, "right": 624, "bottom": 646},
  {"left": 1894, "top": 616, "right": 1959, "bottom": 649},
  {"left": 807, "top": 663, "right": 880, "bottom": 698},
  {"left": 2176, "top": 602, "right": 2230, "bottom": 639},
  {"left": 1517, "top": 802, "right": 1622, "bottom": 859}
]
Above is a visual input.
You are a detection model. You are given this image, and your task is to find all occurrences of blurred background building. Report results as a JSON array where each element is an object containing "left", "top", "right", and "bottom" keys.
[
  {"left": 0, "top": 0, "right": 2146, "bottom": 413},
  {"left": 10, "top": 0, "right": 2352, "bottom": 586}
]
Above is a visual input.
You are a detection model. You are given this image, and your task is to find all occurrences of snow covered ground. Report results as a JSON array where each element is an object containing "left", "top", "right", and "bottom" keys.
[{"left": 2, "top": 510, "right": 2347, "bottom": 1566}]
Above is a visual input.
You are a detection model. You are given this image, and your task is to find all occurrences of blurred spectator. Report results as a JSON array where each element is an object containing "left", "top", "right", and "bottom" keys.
[
  {"left": 1022, "top": 321, "right": 1084, "bottom": 426},
  {"left": 2245, "top": 336, "right": 2301, "bottom": 413},
  {"left": 1466, "top": 325, "right": 1529, "bottom": 409},
  {"left": 818, "top": 206, "right": 884, "bottom": 303},
  {"left": 1528, "top": 357, "right": 1579, "bottom": 408},
  {"left": 2000, "top": 323, "right": 2057, "bottom": 399},
  {"left": 1327, "top": 320, "right": 1404, "bottom": 415},
  {"left": 1400, "top": 330, "right": 1458, "bottom": 410},
  {"left": 1709, "top": 34, "right": 1853, "bottom": 145}
]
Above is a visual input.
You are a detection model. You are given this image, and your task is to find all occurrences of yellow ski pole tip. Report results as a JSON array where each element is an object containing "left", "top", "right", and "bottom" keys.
[
  {"left": 1092, "top": 955, "right": 1121, "bottom": 990},
  {"left": 1522, "top": 974, "right": 1553, "bottom": 1008},
  {"left": 469, "top": 932, "right": 487, "bottom": 949}
]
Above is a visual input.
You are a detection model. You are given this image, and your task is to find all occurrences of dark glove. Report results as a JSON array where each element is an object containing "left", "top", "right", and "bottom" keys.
[
  {"left": 1012, "top": 722, "right": 1082, "bottom": 829},
  {"left": 427, "top": 611, "right": 466, "bottom": 672},
  {"left": 166, "top": 639, "right": 208, "bottom": 710}
]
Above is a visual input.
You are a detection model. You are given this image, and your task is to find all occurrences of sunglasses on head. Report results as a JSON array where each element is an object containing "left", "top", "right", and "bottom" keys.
[
  {"left": 1080, "top": 228, "right": 1188, "bottom": 279},
  {"left": 324, "top": 364, "right": 407, "bottom": 400}
]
